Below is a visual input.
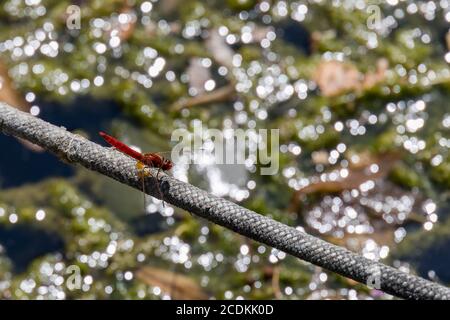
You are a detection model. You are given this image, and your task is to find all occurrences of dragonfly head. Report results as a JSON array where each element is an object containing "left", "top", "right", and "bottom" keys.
[{"left": 161, "top": 158, "right": 173, "bottom": 171}]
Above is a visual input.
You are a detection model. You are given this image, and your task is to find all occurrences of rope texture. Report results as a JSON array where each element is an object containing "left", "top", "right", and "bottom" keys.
[{"left": 1, "top": 102, "right": 449, "bottom": 300}]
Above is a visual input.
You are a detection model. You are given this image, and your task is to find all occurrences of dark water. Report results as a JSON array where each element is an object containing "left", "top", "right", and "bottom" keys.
[
  {"left": 415, "top": 240, "right": 450, "bottom": 282},
  {"left": 0, "top": 225, "right": 65, "bottom": 273},
  {"left": 279, "top": 21, "right": 312, "bottom": 55}
]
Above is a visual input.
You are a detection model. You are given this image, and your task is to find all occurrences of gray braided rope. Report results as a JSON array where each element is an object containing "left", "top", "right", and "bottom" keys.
[{"left": 0, "top": 102, "right": 449, "bottom": 300}]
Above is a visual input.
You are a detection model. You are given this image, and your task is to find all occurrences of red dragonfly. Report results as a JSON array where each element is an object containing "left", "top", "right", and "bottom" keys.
[{"left": 99, "top": 131, "right": 173, "bottom": 207}]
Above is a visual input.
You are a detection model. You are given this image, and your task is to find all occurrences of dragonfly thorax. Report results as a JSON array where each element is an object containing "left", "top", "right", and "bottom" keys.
[{"left": 142, "top": 153, "right": 173, "bottom": 171}]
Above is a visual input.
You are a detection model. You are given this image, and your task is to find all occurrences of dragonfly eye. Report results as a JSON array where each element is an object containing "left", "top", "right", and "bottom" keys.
[{"left": 162, "top": 159, "right": 173, "bottom": 170}]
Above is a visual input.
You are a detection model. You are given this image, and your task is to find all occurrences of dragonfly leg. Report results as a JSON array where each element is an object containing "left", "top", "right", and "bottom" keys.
[
  {"left": 156, "top": 166, "right": 165, "bottom": 208},
  {"left": 136, "top": 162, "right": 165, "bottom": 208},
  {"left": 136, "top": 161, "right": 150, "bottom": 213}
]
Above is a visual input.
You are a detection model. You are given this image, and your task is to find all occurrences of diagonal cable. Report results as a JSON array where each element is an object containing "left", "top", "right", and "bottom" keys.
[{"left": 0, "top": 102, "right": 449, "bottom": 300}]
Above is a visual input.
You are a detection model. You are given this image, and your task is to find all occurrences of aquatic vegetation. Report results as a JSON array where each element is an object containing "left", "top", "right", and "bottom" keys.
[{"left": 0, "top": 0, "right": 449, "bottom": 299}]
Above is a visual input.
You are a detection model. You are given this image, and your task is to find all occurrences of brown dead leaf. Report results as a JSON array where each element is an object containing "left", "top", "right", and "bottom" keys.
[
  {"left": 311, "top": 150, "right": 329, "bottom": 165},
  {"left": 170, "top": 28, "right": 239, "bottom": 112},
  {"left": 289, "top": 152, "right": 402, "bottom": 213},
  {"left": 271, "top": 266, "right": 282, "bottom": 300},
  {"left": 446, "top": 31, "right": 450, "bottom": 51},
  {"left": 205, "top": 29, "right": 235, "bottom": 70},
  {"left": 135, "top": 266, "right": 208, "bottom": 300},
  {"left": 0, "top": 60, "right": 30, "bottom": 112},
  {"left": 146, "top": 21, "right": 180, "bottom": 37},
  {"left": 187, "top": 58, "right": 212, "bottom": 95},
  {"left": 313, "top": 59, "right": 388, "bottom": 97},
  {"left": 160, "top": 0, "right": 180, "bottom": 14},
  {"left": 250, "top": 26, "right": 272, "bottom": 43},
  {"left": 323, "top": 229, "right": 394, "bottom": 250},
  {"left": 115, "top": 7, "right": 136, "bottom": 41},
  {"left": 313, "top": 60, "right": 361, "bottom": 97},
  {"left": 0, "top": 60, "right": 43, "bottom": 152},
  {"left": 171, "top": 84, "right": 235, "bottom": 111},
  {"left": 300, "top": 152, "right": 401, "bottom": 196}
]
